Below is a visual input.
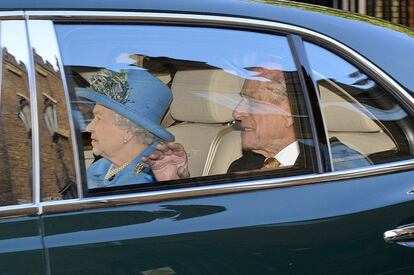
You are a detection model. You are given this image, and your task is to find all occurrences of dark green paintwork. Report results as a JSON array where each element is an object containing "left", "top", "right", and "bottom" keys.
[
  {"left": 0, "top": 217, "right": 45, "bottom": 274},
  {"left": 43, "top": 170, "right": 414, "bottom": 274}
]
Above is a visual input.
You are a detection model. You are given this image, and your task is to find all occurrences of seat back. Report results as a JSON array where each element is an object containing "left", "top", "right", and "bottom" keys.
[
  {"left": 168, "top": 69, "right": 244, "bottom": 177},
  {"left": 320, "top": 84, "right": 395, "bottom": 154},
  {"left": 319, "top": 83, "right": 396, "bottom": 169}
]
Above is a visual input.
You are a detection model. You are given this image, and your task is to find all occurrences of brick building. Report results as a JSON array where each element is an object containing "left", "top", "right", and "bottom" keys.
[
  {"left": 0, "top": 49, "right": 32, "bottom": 205},
  {"left": 0, "top": 48, "right": 76, "bottom": 206}
]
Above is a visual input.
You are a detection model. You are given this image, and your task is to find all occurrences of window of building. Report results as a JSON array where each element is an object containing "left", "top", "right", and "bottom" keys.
[
  {"left": 44, "top": 96, "right": 58, "bottom": 136},
  {"left": 18, "top": 95, "right": 31, "bottom": 135}
]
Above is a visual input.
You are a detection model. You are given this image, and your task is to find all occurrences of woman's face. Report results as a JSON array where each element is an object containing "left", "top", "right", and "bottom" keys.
[{"left": 87, "top": 104, "right": 128, "bottom": 159}]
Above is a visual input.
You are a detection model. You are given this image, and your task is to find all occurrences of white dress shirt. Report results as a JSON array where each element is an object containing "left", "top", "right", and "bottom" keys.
[{"left": 275, "top": 141, "right": 300, "bottom": 166}]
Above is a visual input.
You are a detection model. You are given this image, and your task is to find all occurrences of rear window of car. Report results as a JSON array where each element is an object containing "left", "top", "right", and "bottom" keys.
[
  {"left": 304, "top": 41, "right": 414, "bottom": 170},
  {"left": 55, "top": 24, "right": 316, "bottom": 195}
]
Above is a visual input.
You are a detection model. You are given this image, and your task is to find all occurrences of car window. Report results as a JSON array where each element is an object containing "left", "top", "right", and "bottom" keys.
[
  {"left": 55, "top": 25, "right": 316, "bottom": 195},
  {"left": 0, "top": 21, "right": 33, "bottom": 205},
  {"left": 304, "top": 42, "right": 414, "bottom": 170},
  {"left": 20, "top": 21, "right": 79, "bottom": 202}
]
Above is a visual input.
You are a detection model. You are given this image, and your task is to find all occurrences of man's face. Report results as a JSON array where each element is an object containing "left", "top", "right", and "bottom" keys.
[
  {"left": 87, "top": 104, "right": 127, "bottom": 159},
  {"left": 233, "top": 76, "right": 293, "bottom": 156}
]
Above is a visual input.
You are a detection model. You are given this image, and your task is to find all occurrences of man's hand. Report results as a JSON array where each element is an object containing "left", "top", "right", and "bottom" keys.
[{"left": 142, "top": 142, "right": 190, "bottom": 181}]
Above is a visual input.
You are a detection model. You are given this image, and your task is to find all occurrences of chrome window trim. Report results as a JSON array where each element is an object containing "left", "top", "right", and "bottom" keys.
[
  {"left": 24, "top": 18, "right": 41, "bottom": 209},
  {"left": 0, "top": 11, "right": 24, "bottom": 20},
  {"left": 0, "top": 10, "right": 405, "bottom": 215},
  {"left": 0, "top": 204, "right": 37, "bottom": 219}
]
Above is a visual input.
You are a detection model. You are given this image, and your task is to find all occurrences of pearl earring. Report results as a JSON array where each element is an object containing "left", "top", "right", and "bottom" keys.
[{"left": 123, "top": 139, "right": 128, "bottom": 144}]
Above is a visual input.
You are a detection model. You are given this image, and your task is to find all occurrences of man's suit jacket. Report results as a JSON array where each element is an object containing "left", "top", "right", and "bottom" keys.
[
  {"left": 227, "top": 141, "right": 314, "bottom": 173},
  {"left": 227, "top": 138, "right": 371, "bottom": 173},
  {"left": 227, "top": 150, "right": 267, "bottom": 173}
]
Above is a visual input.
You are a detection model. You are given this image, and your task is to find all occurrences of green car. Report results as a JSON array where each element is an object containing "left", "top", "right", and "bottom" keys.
[{"left": 0, "top": 0, "right": 414, "bottom": 274}]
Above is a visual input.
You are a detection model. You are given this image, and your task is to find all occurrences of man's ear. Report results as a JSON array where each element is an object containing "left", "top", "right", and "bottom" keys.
[{"left": 285, "top": 114, "right": 294, "bottom": 127}]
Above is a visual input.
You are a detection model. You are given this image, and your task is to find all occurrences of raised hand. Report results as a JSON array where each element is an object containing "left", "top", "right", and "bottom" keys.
[{"left": 142, "top": 142, "right": 190, "bottom": 181}]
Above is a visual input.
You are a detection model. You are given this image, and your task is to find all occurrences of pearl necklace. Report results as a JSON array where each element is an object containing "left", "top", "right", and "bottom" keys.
[{"left": 104, "top": 162, "right": 130, "bottom": 181}]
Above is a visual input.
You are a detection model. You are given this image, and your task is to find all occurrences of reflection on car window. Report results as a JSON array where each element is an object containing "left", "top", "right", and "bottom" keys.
[
  {"left": 28, "top": 21, "right": 78, "bottom": 201},
  {"left": 56, "top": 25, "right": 315, "bottom": 193},
  {"left": 305, "top": 42, "right": 414, "bottom": 170},
  {"left": 0, "top": 21, "right": 32, "bottom": 205}
]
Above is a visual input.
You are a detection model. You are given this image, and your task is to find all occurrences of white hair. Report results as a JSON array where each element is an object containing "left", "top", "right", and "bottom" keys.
[
  {"left": 262, "top": 77, "right": 287, "bottom": 103},
  {"left": 111, "top": 112, "right": 158, "bottom": 145}
]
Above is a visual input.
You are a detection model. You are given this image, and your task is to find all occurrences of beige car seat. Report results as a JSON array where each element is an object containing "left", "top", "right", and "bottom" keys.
[
  {"left": 319, "top": 83, "right": 396, "bottom": 160},
  {"left": 168, "top": 69, "right": 244, "bottom": 177}
]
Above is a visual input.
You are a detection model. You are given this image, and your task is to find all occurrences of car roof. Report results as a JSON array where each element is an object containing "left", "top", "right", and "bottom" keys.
[{"left": 2, "top": 0, "right": 414, "bottom": 93}]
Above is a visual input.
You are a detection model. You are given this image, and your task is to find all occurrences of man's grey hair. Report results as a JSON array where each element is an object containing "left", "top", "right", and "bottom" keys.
[
  {"left": 262, "top": 76, "right": 287, "bottom": 103},
  {"left": 111, "top": 112, "right": 158, "bottom": 145},
  {"left": 245, "top": 67, "right": 288, "bottom": 103}
]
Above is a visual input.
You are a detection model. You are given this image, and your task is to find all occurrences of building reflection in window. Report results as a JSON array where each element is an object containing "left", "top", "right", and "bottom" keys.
[
  {"left": 43, "top": 95, "right": 58, "bottom": 136},
  {"left": 28, "top": 20, "right": 78, "bottom": 200},
  {"left": 0, "top": 21, "right": 33, "bottom": 206}
]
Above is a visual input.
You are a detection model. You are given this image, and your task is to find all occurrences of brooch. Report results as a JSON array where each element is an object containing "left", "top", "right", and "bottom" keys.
[{"left": 134, "top": 163, "right": 145, "bottom": 175}]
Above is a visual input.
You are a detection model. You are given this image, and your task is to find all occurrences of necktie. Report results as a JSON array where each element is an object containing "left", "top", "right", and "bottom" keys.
[{"left": 263, "top": 157, "right": 281, "bottom": 169}]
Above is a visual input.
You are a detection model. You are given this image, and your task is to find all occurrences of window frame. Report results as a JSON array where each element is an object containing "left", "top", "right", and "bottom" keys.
[
  {"left": 300, "top": 36, "right": 414, "bottom": 170},
  {"left": 55, "top": 20, "right": 321, "bottom": 198}
]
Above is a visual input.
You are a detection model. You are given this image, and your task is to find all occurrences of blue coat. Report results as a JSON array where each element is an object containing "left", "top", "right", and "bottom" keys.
[{"left": 87, "top": 142, "right": 158, "bottom": 189}]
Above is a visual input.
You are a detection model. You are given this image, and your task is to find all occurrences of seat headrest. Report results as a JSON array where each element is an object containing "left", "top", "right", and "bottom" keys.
[
  {"left": 170, "top": 69, "right": 244, "bottom": 123},
  {"left": 320, "top": 86, "right": 381, "bottom": 133}
]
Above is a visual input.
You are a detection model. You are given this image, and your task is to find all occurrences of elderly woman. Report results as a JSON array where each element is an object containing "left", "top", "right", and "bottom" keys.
[{"left": 77, "top": 69, "right": 188, "bottom": 189}]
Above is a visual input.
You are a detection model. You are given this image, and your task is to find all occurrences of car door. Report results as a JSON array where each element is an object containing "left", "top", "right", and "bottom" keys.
[
  {"left": 0, "top": 16, "right": 46, "bottom": 274},
  {"left": 28, "top": 12, "right": 414, "bottom": 275}
]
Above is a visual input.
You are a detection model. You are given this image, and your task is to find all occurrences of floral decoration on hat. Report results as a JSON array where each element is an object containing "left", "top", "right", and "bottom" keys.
[{"left": 89, "top": 69, "right": 131, "bottom": 104}]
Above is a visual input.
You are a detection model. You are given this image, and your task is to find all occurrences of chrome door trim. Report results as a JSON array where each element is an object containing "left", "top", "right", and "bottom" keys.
[
  {"left": 0, "top": 11, "right": 24, "bottom": 20},
  {"left": 40, "top": 159, "right": 414, "bottom": 214},
  {"left": 24, "top": 11, "right": 414, "bottom": 112},
  {"left": 0, "top": 204, "right": 38, "bottom": 219},
  {"left": 384, "top": 223, "right": 414, "bottom": 247}
]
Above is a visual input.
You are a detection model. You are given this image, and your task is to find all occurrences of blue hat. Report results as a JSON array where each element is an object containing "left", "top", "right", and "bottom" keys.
[{"left": 76, "top": 69, "right": 174, "bottom": 141}]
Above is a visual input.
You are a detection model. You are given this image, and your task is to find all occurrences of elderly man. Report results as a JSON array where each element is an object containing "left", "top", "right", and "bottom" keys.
[
  {"left": 227, "top": 67, "right": 299, "bottom": 172},
  {"left": 145, "top": 66, "right": 299, "bottom": 177}
]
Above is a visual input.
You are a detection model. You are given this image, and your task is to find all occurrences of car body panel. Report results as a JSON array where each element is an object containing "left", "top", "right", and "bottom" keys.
[
  {"left": 0, "top": 217, "right": 45, "bottom": 274},
  {"left": 43, "top": 170, "right": 414, "bottom": 274}
]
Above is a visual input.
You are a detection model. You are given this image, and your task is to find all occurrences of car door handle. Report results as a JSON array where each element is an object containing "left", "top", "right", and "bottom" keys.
[{"left": 384, "top": 224, "right": 414, "bottom": 247}]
